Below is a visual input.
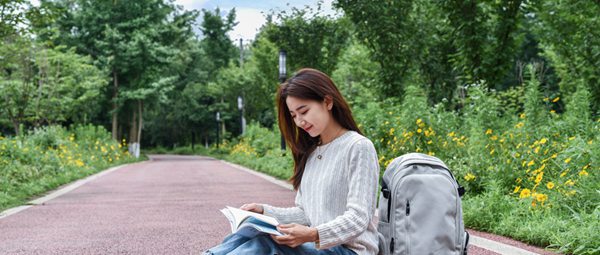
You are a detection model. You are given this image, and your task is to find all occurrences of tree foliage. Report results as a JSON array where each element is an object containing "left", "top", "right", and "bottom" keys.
[{"left": 0, "top": 37, "right": 105, "bottom": 134}]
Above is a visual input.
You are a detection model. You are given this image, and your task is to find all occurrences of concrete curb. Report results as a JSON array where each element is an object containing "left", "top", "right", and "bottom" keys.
[
  {"left": 220, "top": 159, "right": 543, "bottom": 255},
  {"left": 470, "top": 235, "right": 540, "bottom": 255},
  {"left": 0, "top": 161, "right": 144, "bottom": 220}
]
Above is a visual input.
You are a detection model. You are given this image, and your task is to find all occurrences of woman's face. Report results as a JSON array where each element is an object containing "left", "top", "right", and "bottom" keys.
[{"left": 286, "top": 96, "right": 332, "bottom": 137}]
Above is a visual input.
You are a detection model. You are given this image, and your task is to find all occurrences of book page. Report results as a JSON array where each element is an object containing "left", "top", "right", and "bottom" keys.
[
  {"left": 220, "top": 208, "right": 236, "bottom": 232},
  {"left": 225, "top": 206, "right": 280, "bottom": 230}
]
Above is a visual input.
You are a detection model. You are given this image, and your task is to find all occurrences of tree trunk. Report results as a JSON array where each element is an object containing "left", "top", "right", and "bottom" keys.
[
  {"left": 129, "top": 108, "right": 137, "bottom": 144},
  {"left": 111, "top": 70, "right": 119, "bottom": 140},
  {"left": 12, "top": 120, "right": 19, "bottom": 136},
  {"left": 137, "top": 100, "right": 143, "bottom": 145}
]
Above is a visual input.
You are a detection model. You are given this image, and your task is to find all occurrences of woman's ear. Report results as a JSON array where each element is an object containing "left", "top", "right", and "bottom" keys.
[{"left": 324, "top": 95, "right": 333, "bottom": 110}]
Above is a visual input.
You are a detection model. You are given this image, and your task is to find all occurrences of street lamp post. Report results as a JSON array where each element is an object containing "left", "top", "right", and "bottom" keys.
[
  {"left": 216, "top": 111, "right": 220, "bottom": 149},
  {"left": 238, "top": 96, "right": 245, "bottom": 135},
  {"left": 279, "top": 49, "right": 287, "bottom": 152}
]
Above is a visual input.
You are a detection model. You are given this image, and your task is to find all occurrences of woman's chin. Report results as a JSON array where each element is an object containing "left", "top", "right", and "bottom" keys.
[{"left": 306, "top": 130, "right": 319, "bottom": 137}]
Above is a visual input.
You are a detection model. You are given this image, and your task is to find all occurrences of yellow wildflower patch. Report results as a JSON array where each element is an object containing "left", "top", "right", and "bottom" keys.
[{"left": 546, "top": 182, "right": 554, "bottom": 190}]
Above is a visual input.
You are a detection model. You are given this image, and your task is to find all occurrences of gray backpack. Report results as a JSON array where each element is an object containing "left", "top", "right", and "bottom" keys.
[{"left": 376, "top": 153, "right": 469, "bottom": 255}]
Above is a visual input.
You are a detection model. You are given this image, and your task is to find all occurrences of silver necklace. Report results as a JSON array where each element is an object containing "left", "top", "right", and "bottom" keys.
[{"left": 317, "top": 128, "right": 344, "bottom": 160}]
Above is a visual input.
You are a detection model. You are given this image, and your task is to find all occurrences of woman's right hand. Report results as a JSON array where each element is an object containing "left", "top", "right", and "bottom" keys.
[{"left": 240, "top": 203, "right": 264, "bottom": 214}]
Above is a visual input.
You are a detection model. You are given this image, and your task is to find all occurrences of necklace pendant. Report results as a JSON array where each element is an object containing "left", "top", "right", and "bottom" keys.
[{"left": 317, "top": 155, "right": 322, "bottom": 160}]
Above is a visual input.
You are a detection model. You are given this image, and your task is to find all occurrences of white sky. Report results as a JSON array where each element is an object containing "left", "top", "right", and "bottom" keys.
[{"left": 174, "top": 0, "right": 337, "bottom": 42}]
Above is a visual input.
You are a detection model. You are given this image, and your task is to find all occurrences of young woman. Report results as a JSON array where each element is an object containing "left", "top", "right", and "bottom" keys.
[{"left": 205, "top": 68, "right": 380, "bottom": 255}]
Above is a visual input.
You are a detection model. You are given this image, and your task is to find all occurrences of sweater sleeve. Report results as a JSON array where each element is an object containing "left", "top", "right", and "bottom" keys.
[
  {"left": 262, "top": 189, "right": 311, "bottom": 226},
  {"left": 315, "top": 138, "right": 379, "bottom": 249}
]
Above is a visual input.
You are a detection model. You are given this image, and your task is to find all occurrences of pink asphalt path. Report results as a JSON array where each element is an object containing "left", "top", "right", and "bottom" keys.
[{"left": 0, "top": 155, "right": 558, "bottom": 254}]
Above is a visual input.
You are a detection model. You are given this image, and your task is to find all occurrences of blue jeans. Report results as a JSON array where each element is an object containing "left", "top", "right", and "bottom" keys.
[{"left": 204, "top": 233, "right": 357, "bottom": 255}]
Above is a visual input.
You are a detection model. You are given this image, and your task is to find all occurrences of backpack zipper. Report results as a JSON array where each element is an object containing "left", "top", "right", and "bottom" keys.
[{"left": 406, "top": 199, "right": 411, "bottom": 255}]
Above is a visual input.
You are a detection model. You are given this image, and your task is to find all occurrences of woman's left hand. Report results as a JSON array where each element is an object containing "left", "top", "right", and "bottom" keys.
[{"left": 270, "top": 223, "right": 319, "bottom": 248}]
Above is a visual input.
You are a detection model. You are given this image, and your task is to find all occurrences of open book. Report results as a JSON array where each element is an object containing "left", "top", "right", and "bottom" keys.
[{"left": 220, "top": 206, "right": 283, "bottom": 238}]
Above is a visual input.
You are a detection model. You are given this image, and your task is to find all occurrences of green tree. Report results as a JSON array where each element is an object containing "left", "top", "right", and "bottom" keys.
[
  {"left": 199, "top": 7, "right": 239, "bottom": 79},
  {"left": 331, "top": 39, "right": 380, "bottom": 108},
  {"left": 336, "top": 0, "right": 525, "bottom": 104},
  {"left": 260, "top": 6, "right": 351, "bottom": 76},
  {"left": 42, "top": 0, "right": 198, "bottom": 145},
  {"left": 533, "top": 0, "right": 600, "bottom": 115},
  {"left": 0, "top": 37, "right": 105, "bottom": 135}
]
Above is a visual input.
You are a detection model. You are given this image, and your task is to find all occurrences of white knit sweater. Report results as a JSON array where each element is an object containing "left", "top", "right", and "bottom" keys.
[{"left": 263, "top": 131, "right": 380, "bottom": 255}]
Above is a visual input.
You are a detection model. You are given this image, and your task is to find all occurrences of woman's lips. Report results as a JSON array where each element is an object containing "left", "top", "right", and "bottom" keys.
[{"left": 304, "top": 125, "right": 313, "bottom": 132}]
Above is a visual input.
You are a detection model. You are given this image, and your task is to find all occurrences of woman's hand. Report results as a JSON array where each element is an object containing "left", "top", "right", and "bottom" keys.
[
  {"left": 271, "top": 224, "right": 319, "bottom": 248},
  {"left": 240, "top": 203, "right": 264, "bottom": 214}
]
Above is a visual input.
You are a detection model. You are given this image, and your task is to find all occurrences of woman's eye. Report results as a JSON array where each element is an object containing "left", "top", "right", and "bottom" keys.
[{"left": 300, "top": 110, "right": 308, "bottom": 115}]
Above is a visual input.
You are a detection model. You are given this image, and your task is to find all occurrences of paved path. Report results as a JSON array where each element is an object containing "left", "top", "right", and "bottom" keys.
[{"left": 0, "top": 155, "right": 559, "bottom": 254}]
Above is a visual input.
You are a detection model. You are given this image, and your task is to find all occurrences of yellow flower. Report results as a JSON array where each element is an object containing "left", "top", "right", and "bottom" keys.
[
  {"left": 551, "top": 153, "right": 557, "bottom": 159},
  {"left": 417, "top": 128, "right": 422, "bottom": 133},
  {"left": 516, "top": 178, "right": 522, "bottom": 183},
  {"left": 550, "top": 110, "right": 556, "bottom": 114},
  {"left": 568, "top": 136, "right": 575, "bottom": 141},
  {"left": 485, "top": 129, "right": 492, "bottom": 135},
  {"left": 536, "top": 193, "right": 548, "bottom": 203},
  {"left": 515, "top": 122, "right": 524, "bottom": 128},
  {"left": 416, "top": 118, "right": 422, "bottom": 125},
  {"left": 519, "top": 113, "right": 526, "bottom": 119},
  {"left": 564, "top": 158, "right": 572, "bottom": 164},
  {"left": 560, "top": 171, "right": 568, "bottom": 177},
  {"left": 491, "top": 135, "right": 498, "bottom": 141},
  {"left": 535, "top": 172, "right": 544, "bottom": 184},
  {"left": 538, "top": 164, "right": 546, "bottom": 172},
  {"left": 579, "top": 170, "right": 589, "bottom": 177},
  {"left": 519, "top": 188, "right": 531, "bottom": 198},
  {"left": 565, "top": 179, "right": 575, "bottom": 186},
  {"left": 552, "top": 97, "right": 560, "bottom": 102},
  {"left": 528, "top": 160, "right": 535, "bottom": 167},
  {"left": 566, "top": 190, "right": 576, "bottom": 196},
  {"left": 75, "top": 160, "right": 85, "bottom": 167},
  {"left": 448, "top": 131, "right": 455, "bottom": 137},
  {"left": 464, "top": 173, "right": 476, "bottom": 181},
  {"left": 490, "top": 149, "right": 495, "bottom": 155},
  {"left": 427, "top": 140, "right": 433, "bottom": 144},
  {"left": 427, "top": 151, "right": 435, "bottom": 156},
  {"left": 513, "top": 186, "right": 521, "bottom": 193},
  {"left": 588, "top": 140, "right": 593, "bottom": 145},
  {"left": 534, "top": 146, "right": 540, "bottom": 154},
  {"left": 546, "top": 182, "right": 554, "bottom": 189}
]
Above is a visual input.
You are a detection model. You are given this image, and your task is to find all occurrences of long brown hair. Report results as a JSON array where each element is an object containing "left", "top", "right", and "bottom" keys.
[{"left": 276, "top": 68, "right": 362, "bottom": 190}]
